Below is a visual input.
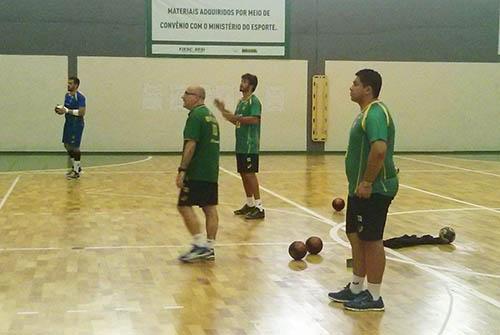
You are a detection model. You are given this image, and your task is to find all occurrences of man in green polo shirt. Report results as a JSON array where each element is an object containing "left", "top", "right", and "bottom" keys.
[
  {"left": 176, "top": 85, "right": 220, "bottom": 263},
  {"left": 328, "top": 69, "right": 398, "bottom": 311},
  {"left": 214, "top": 73, "right": 265, "bottom": 220}
]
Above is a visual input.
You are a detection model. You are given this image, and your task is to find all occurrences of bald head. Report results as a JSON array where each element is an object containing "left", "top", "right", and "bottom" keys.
[
  {"left": 185, "top": 86, "right": 205, "bottom": 99},
  {"left": 182, "top": 85, "right": 206, "bottom": 110},
  {"left": 193, "top": 86, "right": 206, "bottom": 100}
]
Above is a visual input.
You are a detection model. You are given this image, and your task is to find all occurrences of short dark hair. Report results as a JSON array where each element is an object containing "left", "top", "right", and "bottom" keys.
[
  {"left": 241, "top": 73, "right": 258, "bottom": 92},
  {"left": 68, "top": 76, "right": 80, "bottom": 86},
  {"left": 355, "top": 69, "right": 382, "bottom": 98}
]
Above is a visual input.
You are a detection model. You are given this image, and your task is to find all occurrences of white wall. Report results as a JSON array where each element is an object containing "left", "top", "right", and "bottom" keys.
[
  {"left": 0, "top": 55, "right": 68, "bottom": 151},
  {"left": 4, "top": 57, "right": 496, "bottom": 153},
  {"left": 325, "top": 61, "right": 500, "bottom": 151},
  {"left": 78, "top": 57, "right": 308, "bottom": 152}
]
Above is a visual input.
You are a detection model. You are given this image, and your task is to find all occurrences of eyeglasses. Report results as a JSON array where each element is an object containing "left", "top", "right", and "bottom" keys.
[{"left": 184, "top": 91, "right": 198, "bottom": 97}]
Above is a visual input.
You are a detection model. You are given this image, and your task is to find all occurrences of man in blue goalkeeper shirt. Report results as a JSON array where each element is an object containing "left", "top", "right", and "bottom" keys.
[{"left": 55, "top": 77, "right": 86, "bottom": 179}]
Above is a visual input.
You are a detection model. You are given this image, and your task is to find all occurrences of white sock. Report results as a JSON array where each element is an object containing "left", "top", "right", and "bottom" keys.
[
  {"left": 206, "top": 238, "right": 215, "bottom": 249},
  {"left": 367, "top": 282, "right": 381, "bottom": 300},
  {"left": 192, "top": 233, "right": 205, "bottom": 248},
  {"left": 350, "top": 274, "right": 365, "bottom": 294},
  {"left": 246, "top": 197, "right": 255, "bottom": 207},
  {"left": 255, "top": 199, "right": 263, "bottom": 210},
  {"left": 73, "top": 160, "right": 81, "bottom": 172}
]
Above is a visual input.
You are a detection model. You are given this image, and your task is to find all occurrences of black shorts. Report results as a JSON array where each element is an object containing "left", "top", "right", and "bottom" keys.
[
  {"left": 346, "top": 194, "right": 393, "bottom": 241},
  {"left": 236, "top": 154, "right": 259, "bottom": 173},
  {"left": 177, "top": 180, "right": 218, "bottom": 207}
]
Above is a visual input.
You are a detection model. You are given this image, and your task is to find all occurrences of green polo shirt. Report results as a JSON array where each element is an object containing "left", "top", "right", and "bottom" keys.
[
  {"left": 345, "top": 101, "right": 398, "bottom": 197},
  {"left": 183, "top": 105, "right": 220, "bottom": 183},
  {"left": 235, "top": 95, "right": 262, "bottom": 154}
]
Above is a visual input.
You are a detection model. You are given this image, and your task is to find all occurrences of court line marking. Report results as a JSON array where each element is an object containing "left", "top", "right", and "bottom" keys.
[
  {"left": 5, "top": 168, "right": 499, "bottom": 176},
  {"left": 257, "top": 169, "right": 500, "bottom": 174},
  {"left": 4, "top": 161, "right": 496, "bottom": 330},
  {"left": 1, "top": 184, "right": 497, "bottom": 279},
  {"left": 115, "top": 307, "right": 141, "bottom": 312},
  {"left": 396, "top": 156, "right": 500, "bottom": 178},
  {"left": 331, "top": 222, "right": 500, "bottom": 310},
  {"left": 0, "top": 220, "right": 497, "bottom": 278},
  {"left": 329, "top": 220, "right": 500, "bottom": 328},
  {"left": 0, "top": 156, "right": 153, "bottom": 175},
  {"left": 388, "top": 207, "right": 500, "bottom": 216},
  {"left": 438, "top": 284, "right": 454, "bottom": 335},
  {"left": 219, "top": 166, "right": 500, "bottom": 312},
  {"left": 0, "top": 247, "right": 61, "bottom": 252},
  {"left": 386, "top": 257, "right": 500, "bottom": 279},
  {"left": 3, "top": 167, "right": 500, "bottom": 176},
  {"left": 0, "top": 170, "right": 171, "bottom": 175},
  {"left": 0, "top": 241, "right": 338, "bottom": 252},
  {"left": 17, "top": 306, "right": 184, "bottom": 316},
  {"left": 86, "top": 191, "right": 177, "bottom": 200},
  {"left": 266, "top": 207, "right": 333, "bottom": 220},
  {"left": 163, "top": 305, "right": 184, "bottom": 310},
  {"left": 0, "top": 176, "right": 20, "bottom": 211},
  {"left": 219, "top": 165, "right": 461, "bottom": 333},
  {"left": 400, "top": 183, "right": 500, "bottom": 214},
  {"left": 16, "top": 311, "right": 39, "bottom": 315},
  {"left": 219, "top": 167, "right": 335, "bottom": 224},
  {"left": 83, "top": 241, "right": 335, "bottom": 250},
  {"left": 15, "top": 305, "right": 186, "bottom": 317},
  {"left": 82, "top": 191, "right": 330, "bottom": 220},
  {"left": 317, "top": 209, "right": 500, "bottom": 279},
  {"left": 429, "top": 155, "right": 500, "bottom": 164}
]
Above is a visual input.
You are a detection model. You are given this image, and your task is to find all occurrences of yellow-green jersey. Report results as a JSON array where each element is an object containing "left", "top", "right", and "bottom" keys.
[
  {"left": 183, "top": 105, "right": 220, "bottom": 183},
  {"left": 345, "top": 101, "right": 399, "bottom": 197},
  {"left": 235, "top": 95, "right": 261, "bottom": 154}
]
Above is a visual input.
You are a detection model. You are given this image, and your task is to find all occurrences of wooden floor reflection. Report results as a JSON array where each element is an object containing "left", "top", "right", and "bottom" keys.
[{"left": 0, "top": 154, "right": 499, "bottom": 335}]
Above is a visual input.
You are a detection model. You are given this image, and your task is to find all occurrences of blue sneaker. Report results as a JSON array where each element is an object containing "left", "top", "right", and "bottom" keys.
[
  {"left": 328, "top": 283, "right": 363, "bottom": 303},
  {"left": 343, "top": 290, "right": 385, "bottom": 311},
  {"left": 245, "top": 207, "right": 265, "bottom": 220},
  {"left": 178, "top": 245, "right": 214, "bottom": 263}
]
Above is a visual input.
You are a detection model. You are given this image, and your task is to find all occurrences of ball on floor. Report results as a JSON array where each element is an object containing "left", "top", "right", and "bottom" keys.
[
  {"left": 332, "top": 197, "right": 345, "bottom": 212},
  {"left": 439, "top": 226, "right": 456, "bottom": 243},
  {"left": 306, "top": 236, "right": 323, "bottom": 255},
  {"left": 288, "top": 241, "right": 307, "bottom": 260}
]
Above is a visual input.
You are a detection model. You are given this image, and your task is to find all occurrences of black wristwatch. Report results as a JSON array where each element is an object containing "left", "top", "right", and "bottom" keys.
[{"left": 178, "top": 167, "right": 187, "bottom": 173}]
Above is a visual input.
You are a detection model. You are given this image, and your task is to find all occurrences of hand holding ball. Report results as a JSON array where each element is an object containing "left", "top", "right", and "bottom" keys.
[{"left": 54, "top": 105, "right": 68, "bottom": 115}]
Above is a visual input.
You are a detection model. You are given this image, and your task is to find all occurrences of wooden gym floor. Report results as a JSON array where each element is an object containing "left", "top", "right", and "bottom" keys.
[{"left": 0, "top": 153, "right": 499, "bottom": 335}]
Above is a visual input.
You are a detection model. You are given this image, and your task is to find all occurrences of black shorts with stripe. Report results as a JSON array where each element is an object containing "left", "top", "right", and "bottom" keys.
[
  {"left": 177, "top": 180, "right": 218, "bottom": 207},
  {"left": 345, "top": 194, "right": 393, "bottom": 241},
  {"left": 236, "top": 154, "right": 259, "bottom": 173}
]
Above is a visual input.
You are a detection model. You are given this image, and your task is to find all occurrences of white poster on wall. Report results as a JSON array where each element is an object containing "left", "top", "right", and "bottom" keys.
[{"left": 149, "top": 0, "right": 287, "bottom": 57}]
